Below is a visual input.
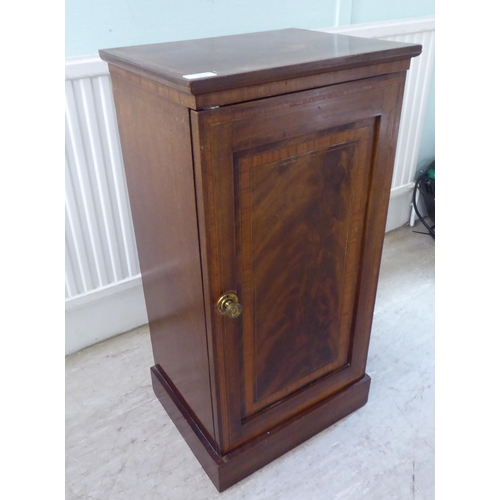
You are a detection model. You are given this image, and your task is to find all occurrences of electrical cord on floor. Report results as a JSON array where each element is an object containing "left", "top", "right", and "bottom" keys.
[{"left": 412, "top": 163, "right": 435, "bottom": 239}]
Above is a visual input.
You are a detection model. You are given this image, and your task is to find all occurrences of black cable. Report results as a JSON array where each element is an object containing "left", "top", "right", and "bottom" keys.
[{"left": 412, "top": 164, "right": 435, "bottom": 239}]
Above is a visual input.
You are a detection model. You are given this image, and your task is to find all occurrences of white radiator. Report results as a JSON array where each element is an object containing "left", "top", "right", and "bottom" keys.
[
  {"left": 320, "top": 17, "right": 435, "bottom": 230},
  {"left": 65, "top": 59, "right": 147, "bottom": 354},
  {"left": 65, "top": 17, "right": 435, "bottom": 354}
]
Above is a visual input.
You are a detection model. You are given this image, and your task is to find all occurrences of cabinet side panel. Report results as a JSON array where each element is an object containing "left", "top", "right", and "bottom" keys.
[{"left": 108, "top": 66, "right": 214, "bottom": 440}]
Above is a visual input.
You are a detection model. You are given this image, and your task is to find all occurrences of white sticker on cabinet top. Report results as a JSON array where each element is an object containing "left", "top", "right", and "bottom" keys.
[{"left": 182, "top": 71, "right": 218, "bottom": 80}]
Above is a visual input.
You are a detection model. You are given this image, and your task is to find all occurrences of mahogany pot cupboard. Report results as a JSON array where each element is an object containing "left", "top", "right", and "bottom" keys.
[{"left": 100, "top": 29, "right": 421, "bottom": 492}]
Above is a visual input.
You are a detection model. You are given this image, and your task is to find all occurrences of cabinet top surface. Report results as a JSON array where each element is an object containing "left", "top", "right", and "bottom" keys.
[{"left": 99, "top": 28, "right": 421, "bottom": 96}]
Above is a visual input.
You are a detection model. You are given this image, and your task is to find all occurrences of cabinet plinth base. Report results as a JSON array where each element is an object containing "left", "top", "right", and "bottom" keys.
[{"left": 151, "top": 365, "right": 371, "bottom": 492}]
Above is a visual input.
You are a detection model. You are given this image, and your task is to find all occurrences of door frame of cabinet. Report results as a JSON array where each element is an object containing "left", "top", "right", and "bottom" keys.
[{"left": 190, "top": 72, "right": 407, "bottom": 454}]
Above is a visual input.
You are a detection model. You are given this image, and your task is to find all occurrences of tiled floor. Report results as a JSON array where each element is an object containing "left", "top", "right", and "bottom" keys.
[{"left": 66, "top": 223, "right": 435, "bottom": 500}]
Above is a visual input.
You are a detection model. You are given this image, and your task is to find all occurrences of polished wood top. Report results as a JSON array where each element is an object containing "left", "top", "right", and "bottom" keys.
[{"left": 99, "top": 28, "right": 421, "bottom": 95}]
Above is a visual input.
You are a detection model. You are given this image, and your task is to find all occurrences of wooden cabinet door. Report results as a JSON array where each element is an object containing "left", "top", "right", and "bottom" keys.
[{"left": 191, "top": 73, "right": 406, "bottom": 453}]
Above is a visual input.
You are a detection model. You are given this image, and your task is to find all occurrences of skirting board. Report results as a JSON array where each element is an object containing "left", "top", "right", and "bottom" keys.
[
  {"left": 385, "top": 189, "right": 414, "bottom": 232},
  {"left": 65, "top": 277, "right": 148, "bottom": 354},
  {"left": 151, "top": 365, "right": 371, "bottom": 492}
]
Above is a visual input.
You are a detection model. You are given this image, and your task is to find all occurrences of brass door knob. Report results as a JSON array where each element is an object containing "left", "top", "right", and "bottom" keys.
[{"left": 216, "top": 292, "right": 242, "bottom": 318}]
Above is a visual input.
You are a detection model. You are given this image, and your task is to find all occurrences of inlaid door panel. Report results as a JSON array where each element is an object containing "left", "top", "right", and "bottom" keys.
[
  {"left": 191, "top": 73, "right": 406, "bottom": 452},
  {"left": 237, "top": 123, "right": 373, "bottom": 419}
]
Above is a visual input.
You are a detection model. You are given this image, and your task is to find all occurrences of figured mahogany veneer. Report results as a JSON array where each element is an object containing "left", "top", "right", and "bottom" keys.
[{"left": 100, "top": 28, "right": 421, "bottom": 492}]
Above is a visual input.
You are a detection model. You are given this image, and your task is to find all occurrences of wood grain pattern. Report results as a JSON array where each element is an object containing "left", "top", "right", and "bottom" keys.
[
  {"left": 238, "top": 127, "right": 372, "bottom": 417},
  {"left": 108, "top": 67, "right": 215, "bottom": 442},
  {"left": 99, "top": 28, "right": 421, "bottom": 97},
  {"left": 249, "top": 145, "right": 353, "bottom": 400}
]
